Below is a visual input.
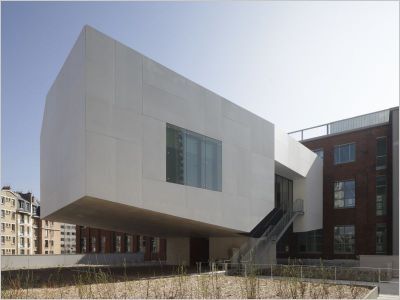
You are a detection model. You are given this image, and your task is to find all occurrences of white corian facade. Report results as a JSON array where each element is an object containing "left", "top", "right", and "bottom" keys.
[{"left": 41, "top": 26, "right": 322, "bottom": 263}]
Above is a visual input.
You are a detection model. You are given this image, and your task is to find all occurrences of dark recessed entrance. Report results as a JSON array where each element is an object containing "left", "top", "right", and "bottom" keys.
[{"left": 189, "top": 237, "right": 209, "bottom": 265}]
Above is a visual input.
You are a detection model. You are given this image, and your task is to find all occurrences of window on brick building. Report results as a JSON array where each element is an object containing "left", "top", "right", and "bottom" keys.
[
  {"left": 376, "top": 224, "right": 387, "bottom": 254},
  {"left": 101, "top": 236, "right": 106, "bottom": 253},
  {"left": 376, "top": 176, "right": 387, "bottom": 216},
  {"left": 152, "top": 237, "right": 160, "bottom": 254},
  {"left": 139, "top": 236, "right": 146, "bottom": 253},
  {"left": 126, "top": 235, "right": 132, "bottom": 253},
  {"left": 91, "top": 236, "right": 96, "bottom": 253},
  {"left": 334, "top": 143, "right": 355, "bottom": 164},
  {"left": 81, "top": 237, "right": 87, "bottom": 253},
  {"left": 334, "top": 225, "right": 355, "bottom": 254},
  {"left": 115, "top": 236, "right": 121, "bottom": 253},
  {"left": 334, "top": 180, "right": 355, "bottom": 208},
  {"left": 376, "top": 137, "right": 387, "bottom": 170}
]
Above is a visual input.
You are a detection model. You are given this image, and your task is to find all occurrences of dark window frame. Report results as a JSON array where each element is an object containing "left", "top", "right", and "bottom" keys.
[
  {"left": 376, "top": 175, "right": 387, "bottom": 216},
  {"left": 166, "top": 123, "right": 222, "bottom": 192},
  {"left": 334, "top": 225, "right": 355, "bottom": 254},
  {"left": 333, "top": 179, "right": 356, "bottom": 209},
  {"left": 334, "top": 143, "right": 356, "bottom": 165},
  {"left": 376, "top": 136, "right": 387, "bottom": 170}
]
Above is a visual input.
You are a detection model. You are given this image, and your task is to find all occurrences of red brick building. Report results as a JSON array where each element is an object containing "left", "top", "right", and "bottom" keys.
[
  {"left": 278, "top": 107, "right": 398, "bottom": 260},
  {"left": 76, "top": 226, "right": 166, "bottom": 261}
]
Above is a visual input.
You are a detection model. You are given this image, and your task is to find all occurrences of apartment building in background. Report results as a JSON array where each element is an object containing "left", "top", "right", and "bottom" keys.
[
  {"left": 1, "top": 187, "right": 35, "bottom": 255},
  {"left": 278, "top": 107, "right": 399, "bottom": 260},
  {"left": 61, "top": 223, "right": 76, "bottom": 254},
  {"left": 1, "top": 187, "right": 64, "bottom": 255},
  {"left": 1, "top": 188, "right": 18, "bottom": 255},
  {"left": 76, "top": 226, "right": 166, "bottom": 261}
]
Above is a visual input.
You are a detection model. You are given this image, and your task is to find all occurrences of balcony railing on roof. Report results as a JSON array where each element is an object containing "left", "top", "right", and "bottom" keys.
[{"left": 288, "top": 108, "right": 392, "bottom": 141}]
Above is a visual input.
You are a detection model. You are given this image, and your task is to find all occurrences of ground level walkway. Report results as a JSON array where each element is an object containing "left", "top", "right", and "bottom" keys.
[{"left": 377, "top": 278, "right": 399, "bottom": 297}]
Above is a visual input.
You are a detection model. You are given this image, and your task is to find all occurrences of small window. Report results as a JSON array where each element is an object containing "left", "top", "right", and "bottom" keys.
[
  {"left": 126, "top": 235, "right": 132, "bottom": 253},
  {"left": 376, "top": 224, "right": 387, "bottom": 254},
  {"left": 81, "top": 237, "right": 87, "bottom": 253},
  {"left": 101, "top": 236, "right": 106, "bottom": 253},
  {"left": 115, "top": 236, "right": 121, "bottom": 253},
  {"left": 376, "top": 137, "right": 387, "bottom": 170},
  {"left": 334, "top": 143, "right": 355, "bottom": 164},
  {"left": 152, "top": 237, "right": 160, "bottom": 254},
  {"left": 91, "top": 236, "right": 96, "bottom": 253},
  {"left": 376, "top": 176, "right": 387, "bottom": 216},
  {"left": 139, "top": 236, "right": 146, "bottom": 253},
  {"left": 334, "top": 180, "right": 355, "bottom": 208},
  {"left": 334, "top": 225, "right": 355, "bottom": 254}
]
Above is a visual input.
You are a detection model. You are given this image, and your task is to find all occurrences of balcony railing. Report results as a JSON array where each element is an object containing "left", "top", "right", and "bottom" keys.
[
  {"left": 17, "top": 207, "right": 31, "bottom": 214},
  {"left": 288, "top": 108, "right": 392, "bottom": 141}
]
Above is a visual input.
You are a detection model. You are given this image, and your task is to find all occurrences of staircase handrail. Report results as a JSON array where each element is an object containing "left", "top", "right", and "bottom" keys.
[{"left": 242, "top": 199, "right": 304, "bottom": 262}]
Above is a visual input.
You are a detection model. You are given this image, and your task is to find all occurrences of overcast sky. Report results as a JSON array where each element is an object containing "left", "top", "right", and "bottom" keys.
[{"left": 2, "top": 1, "right": 399, "bottom": 197}]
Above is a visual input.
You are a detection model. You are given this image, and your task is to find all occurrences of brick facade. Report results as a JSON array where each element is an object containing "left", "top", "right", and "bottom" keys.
[{"left": 278, "top": 123, "right": 393, "bottom": 259}]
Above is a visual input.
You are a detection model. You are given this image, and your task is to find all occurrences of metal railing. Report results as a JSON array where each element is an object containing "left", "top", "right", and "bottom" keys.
[
  {"left": 243, "top": 199, "right": 304, "bottom": 263},
  {"left": 232, "top": 199, "right": 304, "bottom": 264},
  {"left": 288, "top": 108, "right": 392, "bottom": 141},
  {"left": 195, "top": 261, "right": 398, "bottom": 284}
]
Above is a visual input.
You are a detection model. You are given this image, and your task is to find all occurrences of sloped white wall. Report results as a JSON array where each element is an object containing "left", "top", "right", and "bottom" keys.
[{"left": 40, "top": 28, "right": 86, "bottom": 218}]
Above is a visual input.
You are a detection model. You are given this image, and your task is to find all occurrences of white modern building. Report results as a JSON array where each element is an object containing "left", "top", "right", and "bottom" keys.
[{"left": 41, "top": 26, "right": 322, "bottom": 265}]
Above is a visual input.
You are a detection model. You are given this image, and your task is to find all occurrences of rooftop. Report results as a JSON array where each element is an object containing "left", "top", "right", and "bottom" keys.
[{"left": 288, "top": 107, "right": 398, "bottom": 142}]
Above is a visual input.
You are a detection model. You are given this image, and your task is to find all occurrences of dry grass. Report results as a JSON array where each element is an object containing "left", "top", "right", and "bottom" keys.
[{"left": 1, "top": 266, "right": 371, "bottom": 299}]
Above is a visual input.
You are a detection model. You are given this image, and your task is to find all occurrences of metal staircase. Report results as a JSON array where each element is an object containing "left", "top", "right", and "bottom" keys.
[{"left": 231, "top": 199, "right": 304, "bottom": 265}]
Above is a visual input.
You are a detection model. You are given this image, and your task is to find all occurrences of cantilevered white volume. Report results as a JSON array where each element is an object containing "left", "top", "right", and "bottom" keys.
[{"left": 41, "top": 26, "right": 322, "bottom": 263}]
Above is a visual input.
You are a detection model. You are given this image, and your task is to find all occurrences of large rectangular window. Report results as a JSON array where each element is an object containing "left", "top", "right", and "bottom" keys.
[
  {"left": 376, "top": 224, "right": 387, "bottom": 254},
  {"left": 334, "top": 143, "right": 355, "bottom": 164},
  {"left": 334, "top": 225, "right": 355, "bottom": 254},
  {"left": 376, "top": 175, "right": 387, "bottom": 216},
  {"left": 376, "top": 137, "right": 387, "bottom": 170},
  {"left": 166, "top": 124, "right": 222, "bottom": 191},
  {"left": 334, "top": 180, "right": 355, "bottom": 208}
]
